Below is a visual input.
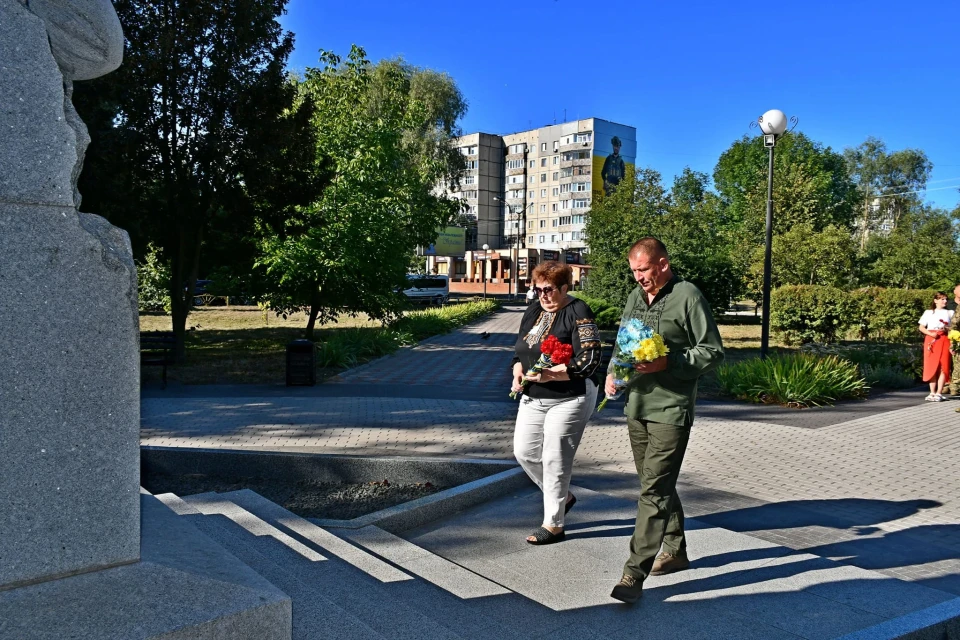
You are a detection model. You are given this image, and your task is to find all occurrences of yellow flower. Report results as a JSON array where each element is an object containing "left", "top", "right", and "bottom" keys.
[
  {"left": 632, "top": 335, "right": 669, "bottom": 362},
  {"left": 949, "top": 330, "right": 960, "bottom": 342}
]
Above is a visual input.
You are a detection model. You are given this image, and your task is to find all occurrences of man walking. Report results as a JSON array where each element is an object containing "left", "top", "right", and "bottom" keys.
[{"left": 608, "top": 238, "right": 725, "bottom": 604}]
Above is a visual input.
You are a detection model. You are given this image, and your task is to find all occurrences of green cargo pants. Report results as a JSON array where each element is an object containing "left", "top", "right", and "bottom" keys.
[{"left": 623, "top": 417, "right": 690, "bottom": 581}]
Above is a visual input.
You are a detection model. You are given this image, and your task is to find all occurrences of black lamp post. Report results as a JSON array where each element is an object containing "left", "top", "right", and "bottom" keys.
[{"left": 756, "top": 109, "right": 789, "bottom": 359}]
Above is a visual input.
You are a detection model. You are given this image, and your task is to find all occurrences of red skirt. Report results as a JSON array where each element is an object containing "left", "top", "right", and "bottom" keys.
[{"left": 922, "top": 334, "right": 951, "bottom": 382}]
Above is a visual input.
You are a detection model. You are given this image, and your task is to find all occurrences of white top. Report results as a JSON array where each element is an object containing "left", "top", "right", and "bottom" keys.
[
  {"left": 526, "top": 288, "right": 536, "bottom": 301},
  {"left": 918, "top": 308, "right": 954, "bottom": 330}
]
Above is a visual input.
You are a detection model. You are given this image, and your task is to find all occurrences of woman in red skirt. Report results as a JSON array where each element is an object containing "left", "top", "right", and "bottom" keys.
[{"left": 918, "top": 292, "right": 954, "bottom": 401}]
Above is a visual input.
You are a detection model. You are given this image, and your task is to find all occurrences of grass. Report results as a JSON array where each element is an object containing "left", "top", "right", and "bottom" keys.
[
  {"left": 141, "top": 302, "right": 497, "bottom": 386},
  {"left": 715, "top": 353, "right": 869, "bottom": 407}
]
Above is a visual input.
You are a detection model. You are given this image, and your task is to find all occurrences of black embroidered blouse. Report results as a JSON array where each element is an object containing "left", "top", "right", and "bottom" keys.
[{"left": 511, "top": 297, "right": 603, "bottom": 399}]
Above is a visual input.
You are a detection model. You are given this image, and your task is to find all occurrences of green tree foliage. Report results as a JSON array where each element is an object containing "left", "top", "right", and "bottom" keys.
[
  {"left": 73, "top": 0, "right": 296, "bottom": 358},
  {"left": 843, "top": 137, "right": 932, "bottom": 248},
  {"left": 255, "top": 47, "right": 467, "bottom": 338},
  {"left": 746, "top": 223, "right": 857, "bottom": 293},
  {"left": 583, "top": 165, "right": 668, "bottom": 307},
  {"left": 714, "top": 132, "right": 858, "bottom": 243},
  {"left": 861, "top": 206, "right": 960, "bottom": 290}
]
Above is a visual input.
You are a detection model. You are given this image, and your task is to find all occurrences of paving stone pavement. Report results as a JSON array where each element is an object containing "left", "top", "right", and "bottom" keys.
[{"left": 142, "top": 305, "right": 960, "bottom": 596}]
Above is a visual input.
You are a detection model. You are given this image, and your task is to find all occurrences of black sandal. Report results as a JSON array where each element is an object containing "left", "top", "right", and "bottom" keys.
[
  {"left": 527, "top": 527, "right": 565, "bottom": 545},
  {"left": 565, "top": 493, "right": 577, "bottom": 514}
]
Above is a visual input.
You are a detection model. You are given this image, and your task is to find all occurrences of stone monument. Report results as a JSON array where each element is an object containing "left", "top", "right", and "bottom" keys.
[
  {"left": 0, "top": 2, "right": 291, "bottom": 636},
  {"left": 0, "top": 0, "right": 139, "bottom": 590}
]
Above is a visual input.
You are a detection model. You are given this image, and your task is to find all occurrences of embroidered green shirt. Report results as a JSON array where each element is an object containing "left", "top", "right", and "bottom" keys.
[{"left": 609, "top": 276, "right": 725, "bottom": 427}]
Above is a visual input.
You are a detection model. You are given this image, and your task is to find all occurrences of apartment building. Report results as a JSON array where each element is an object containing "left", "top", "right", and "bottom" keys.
[{"left": 450, "top": 118, "right": 636, "bottom": 257}]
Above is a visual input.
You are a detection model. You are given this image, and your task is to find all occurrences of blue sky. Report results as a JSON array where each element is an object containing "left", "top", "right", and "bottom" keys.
[{"left": 279, "top": 0, "right": 960, "bottom": 210}]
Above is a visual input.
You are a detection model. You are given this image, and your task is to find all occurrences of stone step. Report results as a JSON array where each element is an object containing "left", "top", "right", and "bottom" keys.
[
  {"left": 218, "top": 489, "right": 536, "bottom": 639},
  {"left": 176, "top": 491, "right": 474, "bottom": 640}
]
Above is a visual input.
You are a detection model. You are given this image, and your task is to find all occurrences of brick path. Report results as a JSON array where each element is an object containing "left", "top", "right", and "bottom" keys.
[{"left": 142, "top": 305, "right": 960, "bottom": 595}]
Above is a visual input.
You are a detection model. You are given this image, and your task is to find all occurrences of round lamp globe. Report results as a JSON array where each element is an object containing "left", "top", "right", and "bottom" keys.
[{"left": 758, "top": 109, "right": 788, "bottom": 136}]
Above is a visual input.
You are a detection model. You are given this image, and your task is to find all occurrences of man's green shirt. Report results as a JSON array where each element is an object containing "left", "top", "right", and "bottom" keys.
[{"left": 610, "top": 276, "right": 724, "bottom": 427}]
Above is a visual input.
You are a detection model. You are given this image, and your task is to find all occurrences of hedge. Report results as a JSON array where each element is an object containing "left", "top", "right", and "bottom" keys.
[{"left": 771, "top": 285, "right": 941, "bottom": 344}]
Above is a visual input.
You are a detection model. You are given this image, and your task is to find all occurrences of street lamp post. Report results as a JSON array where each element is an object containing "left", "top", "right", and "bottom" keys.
[
  {"left": 481, "top": 243, "right": 490, "bottom": 300},
  {"left": 756, "top": 109, "right": 790, "bottom": 359}
]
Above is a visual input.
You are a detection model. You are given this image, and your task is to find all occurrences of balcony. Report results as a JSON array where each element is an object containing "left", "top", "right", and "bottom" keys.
[
  {"left": 505, "top": 165, "right": 527, "bottom": 176},
  {"left": 559, "top": 157, "right": 592, "bottom": 169},
  {"left": 559, "top": 141, "right": 592, "bottom": 154}
]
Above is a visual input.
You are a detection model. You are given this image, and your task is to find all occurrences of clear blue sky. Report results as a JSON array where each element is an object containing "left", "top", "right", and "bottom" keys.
[{"left": 279, "top": 0, "right": 960, "bottom": 210}]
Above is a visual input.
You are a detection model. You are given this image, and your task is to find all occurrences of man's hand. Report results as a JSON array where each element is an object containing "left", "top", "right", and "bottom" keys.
[
  {"left": 633, "top": 356, "right": 667, "bottom": 374},
  {"left": 605, "top": 373, "right": 617, "bottom": 396}
]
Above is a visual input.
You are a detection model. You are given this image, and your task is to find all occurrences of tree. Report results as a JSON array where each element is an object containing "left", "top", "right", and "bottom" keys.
[
  {"left": 255, "top": 47, "right": 467, "bottom": 338},
  {"left": 843, "top": 137, "right": 932, "bottom": 249},
  {"left": 584, "top": 165, "right": 669, "bottom": 307},
  {"left": 746, "top": 223, "right": 857, "bottom": 293},
  {"left": 861, "top": 206, "right": 960, "bottom": 290},
  {"left": 714, "top": 132, "right": 858, "bottom": 244},
  {"left": 73, "top": 0, "right": 295, "bottom": 359}
]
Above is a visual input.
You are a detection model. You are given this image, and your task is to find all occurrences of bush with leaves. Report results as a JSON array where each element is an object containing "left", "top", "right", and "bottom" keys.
[
  {"left": 716, "top": 353, "right": 869, "bottom": 407},
  {"left": 570, "top": 293, "right": 620, "bottom": 328},
  {"left": 849, "top": 287, "right": 940, "bottom": 342},
  {"left": 770, "top": 285, "right": 855, "bottom": 344},
  {"left": 137, "top": 244, "right": 172, "bottom": 312},
  {"left": 801, "top": 342, "right": 920, "bottom": 389}
]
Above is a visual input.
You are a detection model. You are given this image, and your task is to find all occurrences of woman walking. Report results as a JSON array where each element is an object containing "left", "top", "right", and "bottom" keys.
[
  {"left": 919, "top": 292, "right": 954, "bottom": 402},
  {"left": 510, "top": 261, "right": 602, "bottom": 545}
]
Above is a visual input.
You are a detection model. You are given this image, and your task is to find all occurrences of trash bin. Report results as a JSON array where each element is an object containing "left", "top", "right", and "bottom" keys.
[{"left": 286, "top": 339, "right": 316, "bottom": 386}]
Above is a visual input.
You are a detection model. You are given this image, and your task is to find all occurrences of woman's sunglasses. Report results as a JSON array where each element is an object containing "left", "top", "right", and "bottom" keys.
[{"left": 533, "top": 286, "right": 558, "bottom": 296}]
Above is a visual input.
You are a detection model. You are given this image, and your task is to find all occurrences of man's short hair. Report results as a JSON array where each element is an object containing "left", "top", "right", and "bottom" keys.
[
  {"left": 629, "top": 237, "right": 669, "bottom": 261},
  {"left": 611, "top": 136, "right": 621, "bottom": 147}
]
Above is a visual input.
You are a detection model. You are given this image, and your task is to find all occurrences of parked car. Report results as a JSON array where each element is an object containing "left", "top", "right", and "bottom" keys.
[{"left": 402, "top": 274, "right": 449, "bottom": 306}]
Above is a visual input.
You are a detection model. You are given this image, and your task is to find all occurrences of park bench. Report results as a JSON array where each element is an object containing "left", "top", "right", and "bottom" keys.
[{"left": 140, "top": 331, "right": 176, "bottom": 389}]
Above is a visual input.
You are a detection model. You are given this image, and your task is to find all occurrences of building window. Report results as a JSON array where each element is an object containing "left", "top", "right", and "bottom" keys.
[
  {"left": 553, "top": 141, "right": 559, "bottom": 152},
  {"left": 560, "top": 183, "right": 571, "bottom": 193},
  {"left": 572, "top": 182, "right": 588, "bottom": 192},
  {"left": 572, "top": 214, "right": 585, "bottom": 224},
  {"left": 540, "top": 142, "right": 547, "bottom": 151},
  {"left": 507, "top": 159, "right": 524, "bottom": 169},
  {"left": 552, "top": 172, "right": 559, "bottom": 180},
  {"left": 539, "top": 220, "right": 545, "bottom": 228},
  {"left": 559, "top": 216, "right": 572, "bottom": 226},
  {"left": 561, "top": 200, "right": 571, "bottom": 210},
  {"left": 508, "top": 175, "right": 524, "bottom": 185},
  {"left": 540, "top": 189, "right": 546, "bottom": 197},
  {"left": 464, "top": 175, "right": 475, "bottom": 185},
  {"left": 510, "top": 143, "right": 526, "bottom": 154},
  {"left": 573, "top": 133, "right": 592, "bottom": 143},
  {"left": 561, "top": 151, "right": 590, "bottom": 161},
  {"left": 529, "top": 190, "right": 535, "bottom": 199},
  {"left": 461, "top": 145, "right": 477, "bottom": 155},
  {"left": 572, "top": 231, "right": 582, "bottom": 240},
  {"left": 463, "top": 190, "right": 478, "bottom": 199},
  {"left": 572, "top": 199, "right": 589, "bottom": 209},
  {"left": 529, "top": 160, "right": 535, "bottom": 168},
  {"left": 538, "top": 235, "right": 545, "bottom": 244},
  {"left": 553, "top": 156, "right": 559, "bottom": 165},
  {"left": 552, "top": 219, "right": 558, "bottom": 228},
  {"left": 552, "top": 203, "right": 558, "bottom": 212},
  {"left": 529, "top": 235, "right": 535, "bottom": 244},
  {"left": 540, "top": 204, "right": 546, "bottom": 212},
  {"left": 552, "top": 187, "right": 559, "bottom": 196},
  {"left": 464, "top": 160, "right": 477, "bottom": 169},
  {"left": 529, "top": 176, "right": 535, "bottom": 184},
  {"left": 550, "top": 234, "right": 557, "bottom": 243},
  {"left": 541, "top": 173, "right": 547, "bottom": 182}
]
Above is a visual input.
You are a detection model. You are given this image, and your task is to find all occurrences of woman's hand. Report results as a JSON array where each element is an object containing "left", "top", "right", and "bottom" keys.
[
  {"left": 511, "top": 363, "right": 525, "bottom": 394},
  {"left": 524, "top": 364, "right": 567, "bottom": 383}
]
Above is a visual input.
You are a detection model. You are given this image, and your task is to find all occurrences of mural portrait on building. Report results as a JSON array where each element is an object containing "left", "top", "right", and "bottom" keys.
[{"left": 601, "top": 136, "right": 626, "bottom": 195}]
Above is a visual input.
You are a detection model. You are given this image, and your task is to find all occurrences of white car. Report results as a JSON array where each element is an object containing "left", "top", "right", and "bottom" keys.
[{"left": 403, "top": 274, "right": 449, "bottom": 306}]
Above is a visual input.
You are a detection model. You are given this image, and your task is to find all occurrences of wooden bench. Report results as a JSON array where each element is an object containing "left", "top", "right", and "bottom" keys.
[{"left": 140, "top": 331, "right": 176, "bottom": 388}]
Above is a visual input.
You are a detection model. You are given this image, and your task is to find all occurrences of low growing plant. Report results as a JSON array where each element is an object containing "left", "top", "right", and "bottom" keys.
[{"left": 715, "top": 353, "right": 869, "bottom": 407}]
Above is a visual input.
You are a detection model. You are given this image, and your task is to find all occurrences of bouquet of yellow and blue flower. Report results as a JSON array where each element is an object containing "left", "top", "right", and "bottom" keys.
[
  {"left": 949, "top": 329, "right": 960, "bottom": 350},
  {"left": 596, "top": 318, "right": 669, "bottom": 411},
  {"left": 510, "top": 335, "right": 574, "bottom": 400}
]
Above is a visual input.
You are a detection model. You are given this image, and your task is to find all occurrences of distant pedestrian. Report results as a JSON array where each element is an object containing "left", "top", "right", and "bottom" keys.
[
  {"left": 919, "top": 292, "right": 953, "bottom": 402},
  {"left": 510, "top": 261, "right": 602, "bottom": 546},
  {"left": 525, "top": 280, "right": 536, "bottom": 303}
]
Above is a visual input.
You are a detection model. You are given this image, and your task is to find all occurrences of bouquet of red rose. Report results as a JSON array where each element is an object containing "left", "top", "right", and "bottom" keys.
[{"left": 510, "top": 335, "right": 574, "bottom": 399}]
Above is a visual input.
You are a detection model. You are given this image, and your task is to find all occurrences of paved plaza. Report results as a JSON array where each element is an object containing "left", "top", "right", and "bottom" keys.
[{"left": 142, "top": 305, "right": 960, "bottom": 636}]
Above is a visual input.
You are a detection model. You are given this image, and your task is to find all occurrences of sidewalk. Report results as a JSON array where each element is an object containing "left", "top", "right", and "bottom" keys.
[{"left": 142, "top": 305, "right": 960, "bottom": 599}]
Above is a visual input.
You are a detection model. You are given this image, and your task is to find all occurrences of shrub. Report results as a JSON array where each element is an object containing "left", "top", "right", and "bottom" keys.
[
  {"left": 849, "top": 287, "right": 940, "bottom": 342},
  {"left": 770, "top": 285, "right": 854, "bottom": 344},
  {"left": 392, "top": 300, "right": 499, "bottom": 342},
  {"left": 801, "top": 342, "right": 921, "bottom": 389},
  {"left": 715, "top": 353, "right": 869, "bottom": 407},
  {"left": 570, "top": 292, "right": 620, "bottom": 328},
  {"left": 136, "top": 243, "right": 171, "bottom": 312}
]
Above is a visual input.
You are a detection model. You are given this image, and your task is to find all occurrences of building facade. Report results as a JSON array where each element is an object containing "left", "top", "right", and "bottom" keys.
[{"left": 450, "top": 118, "right": 636, "bottom": 257}]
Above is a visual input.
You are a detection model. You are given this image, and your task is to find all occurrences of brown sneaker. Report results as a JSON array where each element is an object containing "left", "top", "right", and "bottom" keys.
[
  {"left": 650, "top": 551, "right": 690, "bottom": 576},
  {"left": 610, "top": 574, "right": 642, "bottom": 604}
]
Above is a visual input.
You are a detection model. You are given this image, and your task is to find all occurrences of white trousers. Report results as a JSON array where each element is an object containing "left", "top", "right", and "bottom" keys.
[{"left": 513, "top": 380, "right": 598, "bottom": 528}]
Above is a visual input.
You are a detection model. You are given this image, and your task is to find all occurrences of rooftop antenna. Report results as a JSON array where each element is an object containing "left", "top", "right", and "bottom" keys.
[{"left": 564, "top": 108, "right": 567, "bottom": 122}]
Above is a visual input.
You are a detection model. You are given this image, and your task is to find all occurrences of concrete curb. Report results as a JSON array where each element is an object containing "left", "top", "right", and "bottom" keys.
[
  {"left": 310, "top": 466, "right": 533, "bottom": 533},
  {"left": 836, "top": 597, "right": 960, "bottom": 640}
]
